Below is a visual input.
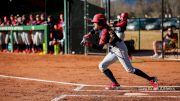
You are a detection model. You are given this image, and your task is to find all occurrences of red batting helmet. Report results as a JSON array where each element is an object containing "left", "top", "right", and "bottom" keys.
[
  {"left": 92, "top": 13, "right": 106, "bottom": 24},
  {"left": 120, "top": 13, "right": 128, "bottom": 20}
]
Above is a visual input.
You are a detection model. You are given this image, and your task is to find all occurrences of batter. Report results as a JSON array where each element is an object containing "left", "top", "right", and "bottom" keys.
[{"left": 81, "top": 13, "right": 159, "bottom": 90}]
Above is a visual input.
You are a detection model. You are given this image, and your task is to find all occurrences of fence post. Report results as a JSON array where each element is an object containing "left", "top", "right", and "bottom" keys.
[
  {"left": 138, "top": 18, "right": 141, "bottom": 50},
  {"left": 44, "top": 25, "right": 49, "bottom": 54}
]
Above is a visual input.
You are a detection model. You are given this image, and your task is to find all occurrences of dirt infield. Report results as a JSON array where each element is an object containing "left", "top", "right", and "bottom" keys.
[{"left": 0, "top": 52, "right": 180, "bottom": 101}]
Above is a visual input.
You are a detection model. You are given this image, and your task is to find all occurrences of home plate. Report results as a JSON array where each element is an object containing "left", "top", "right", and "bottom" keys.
[{"left": 124, "top": 93, "right": 148, "bottom": 96}]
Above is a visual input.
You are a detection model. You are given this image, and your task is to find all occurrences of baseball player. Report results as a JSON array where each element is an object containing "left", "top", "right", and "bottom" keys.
[
  {"left": 3, "top": 16, "right": 10, "bottom": 52},
  {"left": 13, "top": 15, "right": 23, "bottom": 52},
  {"left": 21, "top": 14, "right": 31, "bottom": 53},
  {"left": 81, "top": 13, "right": 159, "bottom": 90},
  {"left": 32, "top": 14, "right": 44, "bottom": 53},
  {"left": 112, "top": 13, "right": 127, "bottom": 40},
  {"left": 112, "top": 13, "right": 132, "bottom": 60},
  {"left": 0, "top": 18, "right": 5, "bottom": 51}
]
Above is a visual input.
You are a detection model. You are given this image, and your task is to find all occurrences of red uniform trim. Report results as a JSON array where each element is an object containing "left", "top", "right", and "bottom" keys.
[{"left": 99, "top": 28, "right": 108, "bottom": 45}]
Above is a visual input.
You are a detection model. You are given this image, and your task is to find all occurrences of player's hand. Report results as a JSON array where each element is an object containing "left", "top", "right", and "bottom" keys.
[{"left": 80, "top": 34, "right": 93, "bottom": 47}]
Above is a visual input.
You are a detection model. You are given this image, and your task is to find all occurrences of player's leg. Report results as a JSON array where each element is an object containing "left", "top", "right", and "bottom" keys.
[
  {"left": 21, "top": 32, "right": 26, "bottom": 52},
  {"left": 0, "top": 32, "right": 6, "bottom": 51},
  {"left": 36, "top": 31, "right": 42, "bottom": 52},
  {"left": 99, "top": 52, "right": 120, "bottom": 89},
  {"left": 37, "top": 31, "right": 44, "bottom": 53},
  {"left": 26, "top": 31, "right": 31, "bottom": 53},
  {"left": 114, "top": 41, "right": 158, "bottom": 90},
  {"left": 4, "top": 32, "right": 10, "bottom": 52},
  {"left": 31, "top": 32, "right": 36, "bottom": 53},
  {"left": 34, "top": 31, "right": 39, "bottom": 52}
]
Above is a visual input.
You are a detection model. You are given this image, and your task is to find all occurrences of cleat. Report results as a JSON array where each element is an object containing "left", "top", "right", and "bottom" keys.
[
  {"left": 105, "top": 83, "right": 120, "bottom": 90},
  {"left": 149, "top": 77, "right": 159, "bottom": 90},
  {"left": 151, "top": 54, "right": 159, "bottom": 58}
]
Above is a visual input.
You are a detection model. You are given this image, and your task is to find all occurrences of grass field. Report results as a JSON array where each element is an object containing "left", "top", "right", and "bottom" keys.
[{"left": 125, "top": 30, "right": 179, "bottom": 50}]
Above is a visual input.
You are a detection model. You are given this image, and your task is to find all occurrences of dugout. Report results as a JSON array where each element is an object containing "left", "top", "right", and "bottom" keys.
[{"left": 0, "top": 0, "right": 105, "bottom": 54}]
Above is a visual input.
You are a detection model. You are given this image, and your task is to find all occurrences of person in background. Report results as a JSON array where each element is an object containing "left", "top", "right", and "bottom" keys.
[
  {"left": 32, "top": 14, "right": 42, "bottom": 53},
  {"left": 111, "top": 13, "right": 133, "bottom": 60},
  {"left": 49, "top": 24, "right": 64, "bottom": 55},
  {"left": 21, "top": 14, "right": 31, "bottom": 53},
  {"left": 0, "top": 18, "right": 5, "bottom": 51},
  {"left": 13, "top": 15, "right": 24, "bottom": 53},
  {"left": 27, "top": 14, "right": 36, "bottom": 53},
  {"left": 57, "top": 13, "right": 65, "bottom": 54},
  {"left": 152, "top": 27, "right": 178, "bottom": 58},
  {"left": 47, "top": 15, "right": 55, "bottom": 54},
  {"left": 2, "top": 16, "right": 10, "bottom": 52}
]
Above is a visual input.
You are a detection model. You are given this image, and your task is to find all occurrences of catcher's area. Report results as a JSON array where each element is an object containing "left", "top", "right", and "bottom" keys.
[{"left": 0, "top": 52, "right": 180, "bottom": 101}]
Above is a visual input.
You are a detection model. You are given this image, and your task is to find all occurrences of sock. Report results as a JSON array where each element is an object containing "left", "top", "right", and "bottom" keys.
[
  {"left": 103, "top": 69, "right": 119, "bottom": 84},
  {"left": 134, "top": 68, "right": 152, "bottom": 81}
]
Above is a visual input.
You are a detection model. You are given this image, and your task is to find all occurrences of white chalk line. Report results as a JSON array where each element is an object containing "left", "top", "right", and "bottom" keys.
[
  {"left": 73, "top": 85, "right": 85, "bottom": 91},
  {"left": 77, "top": 89, "right": 180, "bottom": 93},
  {"left": 51, "top": 94, "right": 67, "bottom": 101},
  {"left": 0, "top": 74, "right": 104, "bottom": 87},
  {"left": 1, "top": 74, "right": 180, "bottom": 101},
  {"left": 51, "top": 94, "right": 180, "bottom": 101},
  {"left": 0, "top": 74, "right": 180, "bottom": 88},
  {"left": 77, "top": 89, "right": 130, "bottom": 92}
]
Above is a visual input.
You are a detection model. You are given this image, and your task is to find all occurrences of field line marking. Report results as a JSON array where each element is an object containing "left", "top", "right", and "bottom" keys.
[
  {"left": 51, "top": 94, "right": 67, "bottom": 101},
  {"left": 0, "top": 74, "right": 180, "bottom": 88},
  {"left": 124, "top": 93, "right": 148, "bottom": 96},
  {"left": 52, "top": 94, "right": 180, "bottom": 98},
  {"left": 73, "top": 85, "right": 84, "bottom": 91},
  {"left": 121, "top": 85, "right": 180, "bottom": 88},
  {"left": 0, "top": 74, "right": 104, "bottom": 87},
  {"left": 76, "top": 89, "right": 180, "bottom": 93},
  {"left": 76, "top": 89, "right": 130, "bottom": 92},
  {"left": 141, "top": 91, "right": 180, "bottom": 93}
]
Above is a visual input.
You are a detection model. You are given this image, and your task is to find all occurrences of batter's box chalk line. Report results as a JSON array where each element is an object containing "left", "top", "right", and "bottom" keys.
[
  {"left": 73, "top": 85, "right": 180, "bottom": 93},
  {"left": 51, "top": 94, "right": 180, "bottom": 101}
]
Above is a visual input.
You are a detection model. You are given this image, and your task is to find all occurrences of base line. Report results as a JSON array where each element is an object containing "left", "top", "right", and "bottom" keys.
[
  {"left": 0, "top": 74, "right": 180, "bottom": 88},
  {"left": 51, "top": 94, "right": 180, "bottom": 101},
  {"left": 77, "top": 89, "right": 180, "bottom": 93},
  {"left": 0, "top": 74, "right": 104, "bottom": 87}
]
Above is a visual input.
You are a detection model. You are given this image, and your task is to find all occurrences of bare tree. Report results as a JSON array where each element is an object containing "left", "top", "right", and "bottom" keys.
[{"left": 85, "top": 0, "right": 179, "bottom": 18}]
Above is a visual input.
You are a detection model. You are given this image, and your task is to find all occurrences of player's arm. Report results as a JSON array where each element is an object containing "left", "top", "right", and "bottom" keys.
[
  {"left": 92, "top": 29, "right": 107, "bottom": 50},
  {"left": 81, "top": 28, "right": 97, "bottom": 46},
  {"left": 113, "top": 20, "right": 127, "bottom": 27}
]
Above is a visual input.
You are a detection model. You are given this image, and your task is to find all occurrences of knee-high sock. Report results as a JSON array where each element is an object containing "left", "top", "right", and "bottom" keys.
[
  {"left": 103, "top": 69, "right": 119, "bottom": 84},
  {"left": 134, "top": 68, "right": 152, "bottom": 81}
]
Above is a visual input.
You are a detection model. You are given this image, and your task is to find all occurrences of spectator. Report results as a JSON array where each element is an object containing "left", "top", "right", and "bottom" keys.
[{"left": 152, "top": 27, "right": 178, "bottom": 58}]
